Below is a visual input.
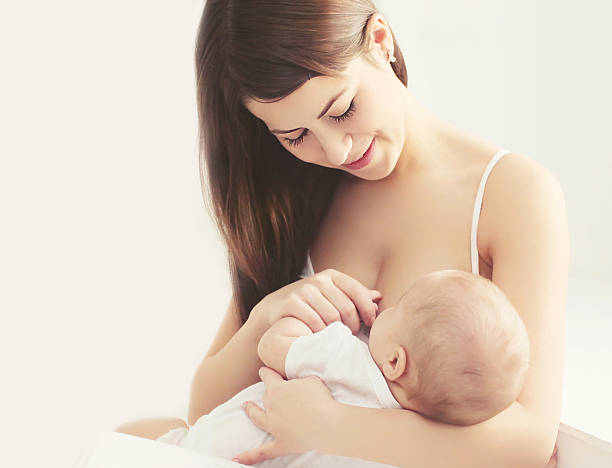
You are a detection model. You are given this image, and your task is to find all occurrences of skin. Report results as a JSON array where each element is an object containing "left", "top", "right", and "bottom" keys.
[
  {"left": 367, "top": 294, "right": 420, "bottom": 411},
  {"left": 237, "top": 12, "right": 565, "bottom": 468},
  {"left": 244, "top": 17, "right": 506, "bottom": 305}
]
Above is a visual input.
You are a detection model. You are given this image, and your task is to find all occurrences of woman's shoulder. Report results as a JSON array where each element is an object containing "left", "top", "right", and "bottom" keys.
[
  {"left": 479, "top": 151, "right": 566, "bottom": 254},
  {"left": 490, "top": 151, "right": 559, "bottom": 183},
  {"left": 484, "top": 152, "right": 563, "bottom": 208}
]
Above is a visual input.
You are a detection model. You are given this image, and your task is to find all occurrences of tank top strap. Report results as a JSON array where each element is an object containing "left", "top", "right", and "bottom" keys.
[
  {"left": 470, "top": 149, "right": 513, "bottom": 275},
  {"left": 298, "top": 250, "right": 315, "bottom": 278}
]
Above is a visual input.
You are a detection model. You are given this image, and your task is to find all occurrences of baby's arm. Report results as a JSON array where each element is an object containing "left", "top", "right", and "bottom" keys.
[{"left": 257, "top": 316, "right": 313, "bottom": 379}]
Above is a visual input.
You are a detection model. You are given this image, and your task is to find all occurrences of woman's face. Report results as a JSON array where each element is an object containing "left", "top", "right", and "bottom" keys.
[{"left": 243, "top": 54, "right": 408, "bottom": 180}]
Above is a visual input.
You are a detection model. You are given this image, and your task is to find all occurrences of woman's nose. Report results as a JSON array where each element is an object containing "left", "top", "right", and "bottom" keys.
[{"left": 319, "top": 132, "right": 352, "bottom": 166}]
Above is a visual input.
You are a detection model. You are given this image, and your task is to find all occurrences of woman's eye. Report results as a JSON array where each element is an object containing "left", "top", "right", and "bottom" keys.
[
  {"left": 330, "top": 99, "right": 356, "bottom": 123},
  {"left": 285, "top": 129, "right": 308, "bottom": 148},
  {"left": 283, "top": 99, "right": 356, "bottom": 148}
]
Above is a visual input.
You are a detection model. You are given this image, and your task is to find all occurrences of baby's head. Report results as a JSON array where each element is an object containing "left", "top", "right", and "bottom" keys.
[{"left": 368, "top": 270, "right": 529, "bottom": 426}]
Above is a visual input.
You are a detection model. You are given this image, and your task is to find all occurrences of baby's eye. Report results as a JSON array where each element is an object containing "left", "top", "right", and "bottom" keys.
[{"left": 283, "top": 99, "right": 356, "bottom": 148}]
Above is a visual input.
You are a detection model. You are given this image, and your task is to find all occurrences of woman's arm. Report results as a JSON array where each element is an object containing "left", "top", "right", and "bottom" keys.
[
  {"left": 192, "top": 272, "right": 378, "bottom": 425},
  {"left": 188, "top": 297, "right": 268, "bottom": 424},
  {"left": 237, "top": 155, "right": 568, "bottom": 468},
  {"left": 321, "top": 400, "right": 543, "bottom": 468}
]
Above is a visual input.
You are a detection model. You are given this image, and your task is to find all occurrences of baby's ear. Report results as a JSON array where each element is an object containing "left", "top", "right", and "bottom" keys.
[{"left": 383, "top": 347, "right": 408, "bottom": 381}]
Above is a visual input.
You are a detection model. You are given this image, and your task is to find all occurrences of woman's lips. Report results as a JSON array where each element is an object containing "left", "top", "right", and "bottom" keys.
[{"left": 343, "top": 138, "right": 375, "bottom": 170}]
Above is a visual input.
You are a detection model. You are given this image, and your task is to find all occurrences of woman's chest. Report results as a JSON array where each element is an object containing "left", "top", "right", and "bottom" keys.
[{"left": 309, "top": 164, "right": 494, "bottom": 312}]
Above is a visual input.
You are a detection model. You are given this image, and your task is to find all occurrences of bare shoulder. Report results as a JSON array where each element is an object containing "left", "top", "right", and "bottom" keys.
[
  {"left": 487, "top": 152, "right": 563, "bottom": 199},
  {"left": 480, "top": 152, "right": 566, "bottom": 258}
]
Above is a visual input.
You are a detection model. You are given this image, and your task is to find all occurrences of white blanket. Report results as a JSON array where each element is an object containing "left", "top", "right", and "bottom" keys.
[{"left": 77, "top": 431, "right": 247, "bottom": 468}]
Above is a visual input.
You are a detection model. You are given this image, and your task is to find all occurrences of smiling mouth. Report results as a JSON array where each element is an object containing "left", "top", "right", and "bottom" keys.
[
  {"left": 342, "top": 138, "right": 375, "bottom": 169},
  {"left": 345, "top": 140, "right": 373, "bottom": 165}
]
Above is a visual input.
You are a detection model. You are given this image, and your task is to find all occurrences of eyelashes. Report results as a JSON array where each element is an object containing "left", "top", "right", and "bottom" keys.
[
  {"left": 329, "top": 98, "right": 357, "bottom": 124},
  {"left": 284, "top": 99, "right": 356, "bottom": 148}
]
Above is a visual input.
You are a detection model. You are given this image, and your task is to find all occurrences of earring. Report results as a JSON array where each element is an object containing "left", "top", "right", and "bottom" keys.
[{"left": 387, "top": 50, "right": 396, "bottom": 63}]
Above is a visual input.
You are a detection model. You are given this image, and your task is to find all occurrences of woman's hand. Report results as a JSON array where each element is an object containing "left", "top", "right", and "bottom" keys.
[
  {"left": 232, "top": 367, "right": 335, "bottom": 465},
  {"left": 251, "top": 268, "right": 382, "bottom": 335}
]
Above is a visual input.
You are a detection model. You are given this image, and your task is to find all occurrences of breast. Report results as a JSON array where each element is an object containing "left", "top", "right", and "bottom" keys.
[{"left": 310, "top": 151, "right": 495, "bottom": 313}]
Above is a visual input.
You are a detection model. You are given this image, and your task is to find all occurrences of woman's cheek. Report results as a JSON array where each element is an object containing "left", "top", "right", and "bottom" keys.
[
  {"left": 289, "top": 142, "right": 320, "bottom": 165},
  {"left": 357, "top": 85, "right": 395, "bottom": 131}
]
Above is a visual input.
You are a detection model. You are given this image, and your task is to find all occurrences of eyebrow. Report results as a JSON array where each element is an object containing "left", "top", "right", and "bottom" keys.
[{"left": 270, "top": 87, "right": 349, "bottom": 134}]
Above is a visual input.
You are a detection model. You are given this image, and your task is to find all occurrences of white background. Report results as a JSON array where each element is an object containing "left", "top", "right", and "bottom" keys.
[{"left": 0, "top": 1, "right": 610, "bottom": 467}]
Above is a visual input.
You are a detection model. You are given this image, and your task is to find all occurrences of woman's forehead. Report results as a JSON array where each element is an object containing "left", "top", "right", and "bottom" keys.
[
  {"left": 244, "top": 75, "right": 347, "bottom": 133},
  {"left": 244, "top": 58, "right": 365, "bottom": 132}
]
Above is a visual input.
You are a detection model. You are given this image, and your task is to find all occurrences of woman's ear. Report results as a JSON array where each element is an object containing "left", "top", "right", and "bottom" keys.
[
  {"left": 382, "top": 345, "right": 409, "bottom": 381},
  {"left": 366, "top": 13, "right": 394, "bottom": 63}
]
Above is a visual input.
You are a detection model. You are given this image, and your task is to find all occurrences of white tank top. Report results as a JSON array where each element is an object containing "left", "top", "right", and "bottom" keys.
[{"left": 300, "top": 148, "right": 512, "bottom": 278}]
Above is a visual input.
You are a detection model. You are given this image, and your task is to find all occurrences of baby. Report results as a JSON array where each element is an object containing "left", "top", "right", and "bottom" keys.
[
  {"left": 367, "top": 269, "right": 530, "bottom": 426},
  {"left": 157, "top": 269, "right": 529, "bottom": 466}
]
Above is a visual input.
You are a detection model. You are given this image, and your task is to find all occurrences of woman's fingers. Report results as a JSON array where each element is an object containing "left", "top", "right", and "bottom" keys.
[
  {"left": 369, "top": 289, "right": 383, "bottom": 303},
  {"left": 326, "top": 270, "right": 379, "bottom": 328},
  {"left": 369, "top": 290, "right": 383, "bottom": 318},
  {"left": 287, "top": 293, "right": 327, "bottom": 332},
  {"left": 317, "top": 282, "right": 362, "bottom": 333},
  {"left": 236, "top": 368, "right": 289, "bottom": 465},
  {"left": 241, "top": 400, "right": 268, "bottom": 432},
  {"left": 242, "top": 366, "right": 285, "bottom": 432},
  {"left": 240, "top": 368, "right": 283, "bottom": 432},
  {"left": 299, "top": 284, "right": 342, "bottom": 326},
  {"left": 258, "top": 366, "right": 284, "bottom": 384},
  {"left": 233, "top": 439, "right": 287, "bottom": 466},
  {"left": 288, "top": 270, "right": 383, "bottom": 334}
]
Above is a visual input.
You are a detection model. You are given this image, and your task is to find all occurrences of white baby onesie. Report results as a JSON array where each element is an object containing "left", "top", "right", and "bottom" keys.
[{"left": 172, "top": 321, "right": 401, "bottom": 467}]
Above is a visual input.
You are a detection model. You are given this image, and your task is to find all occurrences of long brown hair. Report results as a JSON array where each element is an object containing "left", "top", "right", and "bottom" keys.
[{"left": 194, "top": 0, "right": 407, "bottom": 324}]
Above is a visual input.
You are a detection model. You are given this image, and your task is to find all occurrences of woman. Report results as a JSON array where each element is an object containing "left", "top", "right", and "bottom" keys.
[{"left": 117, "top": 1, "right": 566, "bottom": 467}]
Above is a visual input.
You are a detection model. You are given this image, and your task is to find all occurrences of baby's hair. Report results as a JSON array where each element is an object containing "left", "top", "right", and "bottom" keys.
[{"left": 394, "top": 270, "right": 530, "bottom": 425}]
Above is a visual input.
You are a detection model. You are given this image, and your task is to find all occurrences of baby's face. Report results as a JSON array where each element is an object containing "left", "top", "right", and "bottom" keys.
[{"left": 368, "top": 300, "right": 404, "bottom": 367}]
